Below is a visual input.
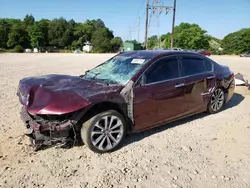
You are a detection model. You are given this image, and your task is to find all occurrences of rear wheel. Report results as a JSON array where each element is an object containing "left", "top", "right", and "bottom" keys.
[
  {"left": 208, "top": 88, "right": 225, "bottom": 114},
  {"left": 81, "top": 110, "right": 126, "bottom": 153}
]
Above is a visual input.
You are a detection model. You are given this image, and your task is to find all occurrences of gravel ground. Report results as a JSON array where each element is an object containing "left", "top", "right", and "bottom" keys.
[{"left": 0, "top": 53, "right": 250, "bottom": 188}]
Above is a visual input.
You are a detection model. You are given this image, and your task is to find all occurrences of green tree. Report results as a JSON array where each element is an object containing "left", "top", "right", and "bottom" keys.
[
  {"left": 73, "top": 22, "right": 95, "bottom": 49},
  {"left": 125, "top": 40, "right": 139, "bottom": 44},
  {"left": 37, "top": 19, "right": 50, "bottom": 46},
  {"left": 0, "top": 19, "right": 11, "bottom": 48},
  {"left": 175, "top": 23, "right": 209, "bottom": 49},
  {"left": 162, "top": 23, "right": 210, "bottom": 50},
  {"left": 23, "top": 14, "right": 35, "bottom": 28},
  {"left": 4, "top": 18, "right": 21, "bottom": 26},
  {"left": 222, "top": 28, "right": 250, "bottom": 54},
  {"left": 7, "top": 22, "right": 30, "bottom": 49},
  {"left": 110, "top": 37, "right": 123, "bottom": 52},
  {"left": 92, "top": 27, "right": 114, "bottom": 53},
  {"left": 209, "top": 40, "right": 221, "bottom": 50},
  {"left": 64, "top": 19, "right": 76, "bottom": 49},
  {"left": 147, "top": 35, "right": 159, "bottom": 49},
  {"left": 93, "top": 19, "right": 105, "bottom": 28},
  {"left": 72, "top": 19, "right": 107, "bottom": 49},
  {"left": 161, "top": 33, "right": 171, "bottom": 48},
  {"left": 48, "top": 18, "right": 70, "bottom": 47},
  {"left": 28, "top": 22, "right": 46, "bottom": 47}
]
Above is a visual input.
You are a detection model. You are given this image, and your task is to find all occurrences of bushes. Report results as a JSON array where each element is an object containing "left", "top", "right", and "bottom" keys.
[
  {"left": 211, "top": 50, "right": 224, "bottom": 55},
  {"left": 13, "top": 45, "right": 24, "bottom": 53},
  {"left": 0, "top": 48, "right": 7, "bottom": 52}
]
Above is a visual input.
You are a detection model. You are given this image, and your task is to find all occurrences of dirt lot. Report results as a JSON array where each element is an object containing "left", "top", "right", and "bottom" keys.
[{"left": 0, "top": 54, "right": 250, "bottom": 188}]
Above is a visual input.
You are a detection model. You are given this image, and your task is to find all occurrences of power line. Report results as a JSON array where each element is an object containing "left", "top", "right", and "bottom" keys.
[
  {"left": 129, "top": 28, "right": 132, "bottom": 40},
  {"left": 136, "top": 0, "right": 147, "bottom": 20},
  {"left": 127, "top": 0, "right": 146, "bottom": 42},
  {"left": 144, "top": 0, "right": 176, "bottom": 49},
  {"left": 138, "top": 16, "right": 140, "bottom": 42},
  {"left": 148, "top": 5, "right": 153, "bottom": 27}
]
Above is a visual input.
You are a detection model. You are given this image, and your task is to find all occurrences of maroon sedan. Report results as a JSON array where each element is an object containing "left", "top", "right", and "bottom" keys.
[
  {"left": 17, "top": 50, "right": 235, "bottom": 153},
  {"left": 198, "top": 50, "right": 212, "bottom": 56}
]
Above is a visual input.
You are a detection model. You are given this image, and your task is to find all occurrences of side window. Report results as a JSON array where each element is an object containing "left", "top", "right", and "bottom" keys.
[
  {"left": 145, "top": 57, "right": 179, "bottom": 84},
  {"left": 204, "top": 59, "right": 213, "bottom": 72},
  {"left": 181, "top": 56, "right": 206, "bottom": 76}
]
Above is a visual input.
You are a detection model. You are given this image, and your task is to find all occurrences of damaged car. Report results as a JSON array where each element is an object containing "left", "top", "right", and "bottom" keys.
[{"left": 17, "top": 50, "right": 235, "bottom": 153}]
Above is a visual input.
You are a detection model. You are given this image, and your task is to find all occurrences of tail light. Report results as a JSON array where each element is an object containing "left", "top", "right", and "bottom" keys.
[{"left": 231, "top": 72, "right": 235, "bottom": 78}]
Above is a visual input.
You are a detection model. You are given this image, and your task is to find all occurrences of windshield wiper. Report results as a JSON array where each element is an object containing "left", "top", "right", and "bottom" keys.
[
  {"left": 83, "top": 71, "right": 100, "bottom": 80},
  {"left": 91, "top": 72, "right": 100, "bottom": 80},
  {"left": 100, "top": 79, "right": 119, "bottom": 85}
]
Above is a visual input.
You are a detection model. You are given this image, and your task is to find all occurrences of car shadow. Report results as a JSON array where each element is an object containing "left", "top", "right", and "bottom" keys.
[
  {"left": 58, "top": 93, "right": 245, "bottom": 151},
  {"left": 122, "top": 92, "right": 245, "bottom": 148},
  {"left": 223, "top": 93, "right": 245, "bottom": 110}
]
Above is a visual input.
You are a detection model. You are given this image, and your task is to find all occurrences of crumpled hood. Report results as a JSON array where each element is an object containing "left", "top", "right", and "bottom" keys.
[{"left": 17, "top": 74, "right": 123, "bottom": 115}]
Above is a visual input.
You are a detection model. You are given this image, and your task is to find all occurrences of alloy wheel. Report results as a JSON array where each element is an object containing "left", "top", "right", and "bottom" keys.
[
  {"left": 90, "top": 115, "right": 124, "bottom": 151},
  {"left": 210, "top": 88, "right": 224, "bottom": 112}
]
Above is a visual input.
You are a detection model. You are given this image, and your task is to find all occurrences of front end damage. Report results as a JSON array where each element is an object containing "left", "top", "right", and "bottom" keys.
[
  {"left": 20, "top": 107, "right": 87, "bottom": 151},
  {"left": 17, "top": 73, "right": 127, "bottom": 150}
]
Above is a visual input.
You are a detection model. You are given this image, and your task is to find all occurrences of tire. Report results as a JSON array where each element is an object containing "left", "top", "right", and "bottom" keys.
[
  {"left": 208, "top": 88, "right": 225, "bottom": 114},
  {"left": 81, "top": 110, "right": 126, "bottom": 153}
]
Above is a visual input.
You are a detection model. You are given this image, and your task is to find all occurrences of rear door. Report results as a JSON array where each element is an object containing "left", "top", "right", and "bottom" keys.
[
  {"left": 180, "top": 55, "right": 216, "bottom": 114},
  {"left": 133, "top": 55, "right": 186, "bottom": 131}
]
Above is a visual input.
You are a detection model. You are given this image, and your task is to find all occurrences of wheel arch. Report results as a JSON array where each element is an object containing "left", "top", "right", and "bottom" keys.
[
  {"left": 216, "top": 80, "right": 231, "bottom": 102},
  {"left": 76, "top": 101, "right": 132, "bottom": 132}
]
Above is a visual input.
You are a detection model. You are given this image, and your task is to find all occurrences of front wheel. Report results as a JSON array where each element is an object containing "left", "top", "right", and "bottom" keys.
[
  {"left": 81, "top": 110, "right": 126, "bottom": 153},
  {"left": 208, "top": 88, "right": 225, "bottom": 114}
]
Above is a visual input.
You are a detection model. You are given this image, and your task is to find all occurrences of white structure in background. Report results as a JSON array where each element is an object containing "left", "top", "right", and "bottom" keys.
[
  {"left": 82, "top": 41, "right": 93, "bottom": 53},
  {"left": 25, "top": 49, "right": 32, "bottom": 53},
  {"left": 33, "top": 47, "right": 39, "bottom": 53},
  {"left": 74, "top": 49, "right": 82, "bottom": 54}
]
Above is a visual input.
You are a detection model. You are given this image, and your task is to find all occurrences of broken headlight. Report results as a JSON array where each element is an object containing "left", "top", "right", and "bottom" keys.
[{"left": 17, "top": 84, "right": 30, "bottom": 106}]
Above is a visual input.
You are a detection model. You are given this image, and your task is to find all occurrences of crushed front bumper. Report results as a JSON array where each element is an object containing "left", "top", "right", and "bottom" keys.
[{"left": 20, "top": 107, "right": 75, "bottom": 150}]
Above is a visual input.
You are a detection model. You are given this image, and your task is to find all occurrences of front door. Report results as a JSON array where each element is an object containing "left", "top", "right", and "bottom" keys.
[
  {"left": 180, "top": 55, "right": 216, "bottom": 114},
  {"left": 133, "top": 55, "right": 186, "bottom": 131}
]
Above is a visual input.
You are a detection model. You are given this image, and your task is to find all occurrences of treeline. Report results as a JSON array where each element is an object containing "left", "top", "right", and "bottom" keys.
[
  {"left": 146, "top": 23, "right": 250, "bottom": 55},
  {"left": 0, "top": 15, "right": 249, "bottom": 54},
  {"left": 0, "top": 14, "right": 123, "bottom": 53}
]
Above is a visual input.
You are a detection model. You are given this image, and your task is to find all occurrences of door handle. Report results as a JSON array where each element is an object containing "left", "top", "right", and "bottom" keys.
[
  {"left": 201, "top": 92, "right": 210, "bottom": 96},
  {"left": 207, "top": 76, "right": 215, "bottom": 79},
  {"left": 175, "top": 83, "right": 185, "bottom": 88}
]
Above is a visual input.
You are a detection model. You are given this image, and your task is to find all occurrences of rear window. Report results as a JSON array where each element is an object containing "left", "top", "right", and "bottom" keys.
[
  {"left": 204, "top": 59, "right": 213, "bottom": 72},
  {"left": 181, "top": 57, "right": 206, "bottom": 76}
]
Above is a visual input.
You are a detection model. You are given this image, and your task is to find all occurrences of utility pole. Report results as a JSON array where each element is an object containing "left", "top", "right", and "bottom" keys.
[
  {"left": 144, "top": 0, "right": 177, "bottom": 49},
  {"left": 171, "top": 0, "right": 176, "bottom": 48},
  {"left": 144, "top": 0, "right": 149, "bottom": 49},
  {"left": 138, "top": 16, "right": 140, "bottom": 43}
]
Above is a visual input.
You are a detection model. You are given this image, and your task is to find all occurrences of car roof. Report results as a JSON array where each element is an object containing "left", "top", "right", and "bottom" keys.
[{"left": 119, "top": 50, "right": 200, "bottom": 59}]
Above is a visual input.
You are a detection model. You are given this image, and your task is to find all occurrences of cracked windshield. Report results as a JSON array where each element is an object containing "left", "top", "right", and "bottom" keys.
[{"left": 85, "top": 55, "right": 149, "bottom": 84}]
